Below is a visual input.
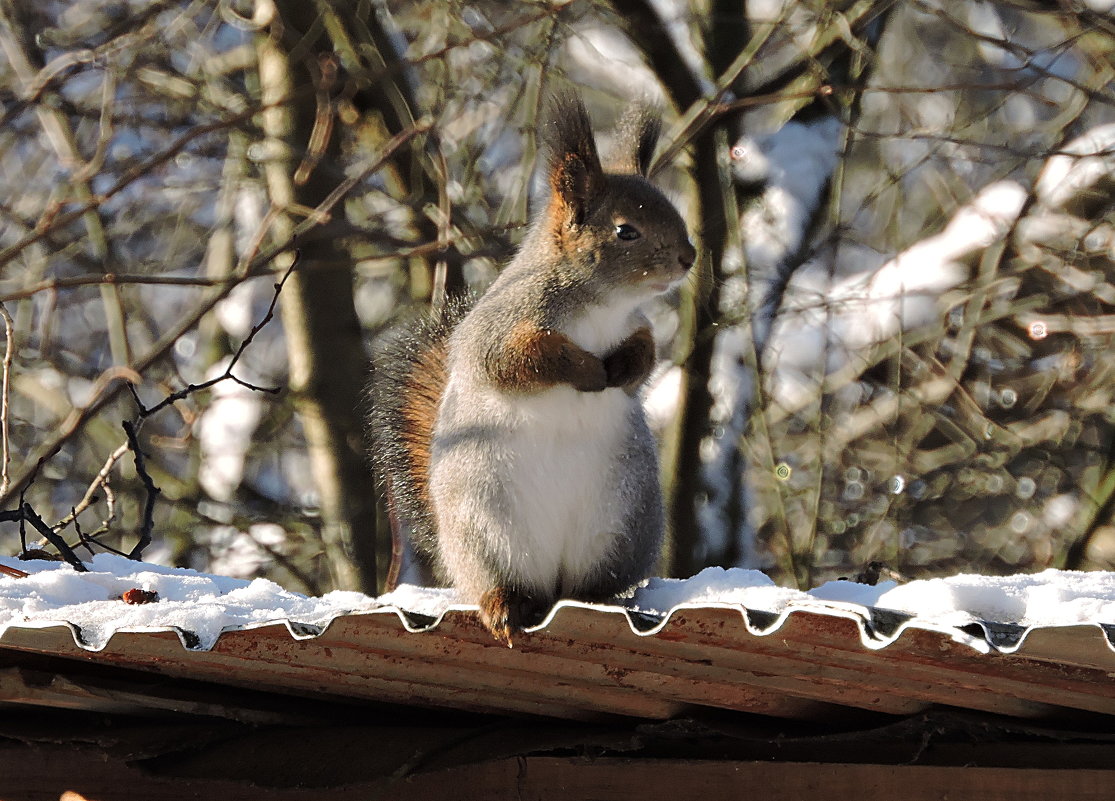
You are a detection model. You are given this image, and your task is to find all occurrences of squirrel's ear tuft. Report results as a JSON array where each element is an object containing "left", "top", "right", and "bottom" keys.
[
  {"left": 613, "top": 102, "right": 662, "bottom": 177},
  {"left": 543, "top": 91, "right": 603, "bottom": 225}
]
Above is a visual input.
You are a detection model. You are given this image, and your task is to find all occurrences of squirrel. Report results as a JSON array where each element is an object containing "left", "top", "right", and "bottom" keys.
[{"left": 370, "top": 91, "right": 695, "bottom": 644}]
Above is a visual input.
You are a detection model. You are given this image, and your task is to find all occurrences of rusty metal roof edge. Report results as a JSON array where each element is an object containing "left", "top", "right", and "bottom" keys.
[
  {"left": 0, "top": 609, "right": 381, "bottom": 653},
  {"left": 0, "top": 617, "right": 204, "bottom": 653},
  {"left": 341, "top": 598, "right": 993, "bottom": 656},
  {"left": 3, "top": 600, "right": 1114, "bottom": 658},
  {"left": 972, "top": 619, "right": 1115, "bottom": 654},
  {"left": 524, "top": 600, "right": 994, "bottom": 655},
  {"left": 0, "top": 603, "right": 460, "bottom": 654}
]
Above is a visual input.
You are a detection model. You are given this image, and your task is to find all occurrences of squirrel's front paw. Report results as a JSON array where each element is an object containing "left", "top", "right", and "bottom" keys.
[
  {"left": 560, "top": 344, "right": 607, "bottom": 392},
  {"left": 533, "top": 330, "right": 606, "bottom": 392},
  {"left": 604, "top": 328, "right": 655, "bottom": 392},
  {"left": 570, "top": 355, "right": 607, "bottom": 392}
]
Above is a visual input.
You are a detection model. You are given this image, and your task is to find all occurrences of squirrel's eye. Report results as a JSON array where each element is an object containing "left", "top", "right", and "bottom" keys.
[
  {"left": 730, "top": 144, "right": 747, "bottom": 160},
  {"left": 615, "top": 223, "right": 641, "bottom": 241}
]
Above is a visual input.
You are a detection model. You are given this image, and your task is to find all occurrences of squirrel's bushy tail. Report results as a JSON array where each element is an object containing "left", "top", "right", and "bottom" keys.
[{"left": 368, "top": 297, "right": 471, "bottom": 554}]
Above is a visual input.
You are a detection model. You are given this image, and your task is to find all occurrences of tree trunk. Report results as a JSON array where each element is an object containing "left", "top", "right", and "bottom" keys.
[{"left": 255, "top": 0, "right": 378, "bottom": 592}]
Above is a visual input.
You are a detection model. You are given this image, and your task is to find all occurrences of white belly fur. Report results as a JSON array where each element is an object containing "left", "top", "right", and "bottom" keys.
[
  {"left": 431, "top": 366, "right": 635, "bottom": 595},
  {"left": 499, "top": 384, "right": 630, "bottom": 592}
]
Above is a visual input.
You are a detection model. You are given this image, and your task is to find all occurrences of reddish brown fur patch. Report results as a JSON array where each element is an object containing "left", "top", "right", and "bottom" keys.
[
  {"left": 369, "top": 296, "right": 471, "bottom": 572},
  {"left": 487, "top": 320, "right": 606, "bottom": 393},
  {"left": 548, "top": 151, "right": 595, "bottom": 225},
  {"left": 545, "top": 187, "right": 573, "bottom": 234},
  {"left": 398, "top": 338, "right": 448, "bottom": 514},
  {"left": 486, "top": 319, "right": 541, "bottom": 391}
]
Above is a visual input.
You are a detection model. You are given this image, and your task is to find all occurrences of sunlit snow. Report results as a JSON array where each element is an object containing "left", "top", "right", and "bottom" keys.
[{"left": 3, "top": 554, "right": 1114, "bottom": 653}]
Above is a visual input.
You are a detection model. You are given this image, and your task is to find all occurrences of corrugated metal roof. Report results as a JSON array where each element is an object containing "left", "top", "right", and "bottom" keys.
[{"left": 1, "top": 600, "right": 1114, "bottom": 722}]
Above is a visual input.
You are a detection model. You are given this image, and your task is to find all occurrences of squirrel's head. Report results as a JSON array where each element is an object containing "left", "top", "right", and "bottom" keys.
[{"left": 540, "top": 92, "right": 695, "bottom": 296}]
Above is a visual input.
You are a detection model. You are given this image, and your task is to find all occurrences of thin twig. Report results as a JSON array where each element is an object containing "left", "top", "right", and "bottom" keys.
[
  {"left": 129, "top": 251, "right": 300, "bottom": 419},
  {"left": 72, "top": 66, "right": 117, "bottom": 183},
  {"left": 52, "top": 441, "right": 129, "bottom": 533},
  {"left": 16, "top": 470, "right": 34, "bottom": 552},
  {"left": 68, "top": 504, "right": 129, "bottom": 559},
  {"left": 293, "top": 53, "right": 337, "bottom": 186},
  {"left": 0, "top": 303, "right": 12, "bottom": 497},
  {"left": 122, "top": 421, "right": 159, "bottom": 561},
  {"left": 71, "top": 509, "right": 92, "bottom": 558},
  {"left": 0, "top": 505, "right": 29, "bottom": 575},
  {"left": 223, "top": 254, "right": 297, "bottom": 385},
  {"left": 21, "top": 504, "right": 86, "bottom": 571},
  {"left": 0, "top": 272, "right": 243, "bottom": 305}
]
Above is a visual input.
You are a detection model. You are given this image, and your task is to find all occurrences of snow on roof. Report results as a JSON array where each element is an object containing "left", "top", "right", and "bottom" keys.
[
  {"left": 0, "top": 553, "right": 377, "bottom": 651},
  {"left": 2, "top": 554, "right": 1115, "bottom": 654}
]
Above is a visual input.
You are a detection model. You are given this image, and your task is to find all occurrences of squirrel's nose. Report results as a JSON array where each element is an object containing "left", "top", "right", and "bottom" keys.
[{"left": 679, "top": 241, "right": 696, "bottom": 271}]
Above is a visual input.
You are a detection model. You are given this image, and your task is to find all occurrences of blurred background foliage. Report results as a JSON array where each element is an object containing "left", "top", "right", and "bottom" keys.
[{"left": 0, "top": 0, "right": 1113, "bottom": 594}]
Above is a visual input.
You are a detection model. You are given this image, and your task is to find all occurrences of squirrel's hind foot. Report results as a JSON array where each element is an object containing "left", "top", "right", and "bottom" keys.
[{"left": 478, "top": 587, "right": 551, "bottom": 647}]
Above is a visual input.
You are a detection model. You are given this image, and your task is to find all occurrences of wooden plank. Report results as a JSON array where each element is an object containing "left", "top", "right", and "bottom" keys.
[
  {"left": 337, "top": 610, "right": 840, "bottom": 719},
  {"left": 423, "top": 758, "right": 1115, "bottom": 801},
  {"left": 0, "top": 622, "right": 649, "bottom": 721},
  {"left": 522, "top": 605, "right": 930, "bottom": 716},
  {"left": 0, "top": 611, "right": 889, "bottom": 720},
  {"left": 818, "top": 621, "right": 1115, "bottom": 716},
  {"left": 2, "top": 744, "right": 1112, "bottom": 801},
  {"left": 647, "top": 608, "right": 1113, "bottom": 717},
  {"left": 0, "top": 660, "right": 334, "bottom": 725},
  {"left": 0, "top": 612, "right": 829, "bottom": 721},
  {"left": 2, "top": 605, "right": 1114, "bottom": 725},
  {"left": 530, "top": 606, "right": 1044, "bottom": 717}
]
